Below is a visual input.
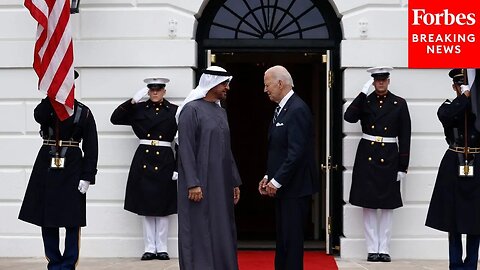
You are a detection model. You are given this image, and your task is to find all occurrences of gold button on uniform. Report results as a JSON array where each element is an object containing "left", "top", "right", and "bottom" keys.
[
  {"left": 384, "top": 127, "right": 388, "bottom": 130},
  {"left": 371, "top": 125, "right": 375, "bottom": 129},
  {"left": 154, "top": 167, "right": 158, "bottom": 170},
  {"left": 159, "top": 135, "right": 162, "bottom": 139},
  {"left": 156, "top": 108, "right": 159, "bottom": 111},
  {"left": 156, "top": 151, "right": 160, "bottom": 155},
  {"left": 145, "top": 149, "right": 149, "bottom": 153},
  {"left": 371, "top": 142, "right": 374, "bottom": 145},
  {"left": 381, "top": 159, "right": 385, "bottom": 163},
  {"left": 368, "top": 157, "right": 372, "bottom": 161},
  {"left": 382, "top": 143, "right": 385, "bottom": 147},
  {"left": 143, "top": 165, "right": 147, "bottom": 169},
  {"left": 380, "top": 100, "right": 383, "bottom": 104},
  {"left": 147, "top": 134, "right": 151, "bottom": 138}
]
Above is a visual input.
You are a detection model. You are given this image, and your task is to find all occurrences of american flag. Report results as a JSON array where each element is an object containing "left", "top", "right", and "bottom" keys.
[{"left": 24, "top": 0, "right": 75, "bottom": 121}]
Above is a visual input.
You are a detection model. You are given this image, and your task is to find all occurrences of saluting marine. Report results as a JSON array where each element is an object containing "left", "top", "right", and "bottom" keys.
[
  {"left": 19, "top": 70, "right": 99, "bottom": 270},
  {"left": 111, "top": 78, "right": 178, "bottom": 261},
  {"left": 344, "top": 66, "right": 411, "bottom": 263},
  {"left": 426, "top": 69, "right": 480, "bottom": 270}
]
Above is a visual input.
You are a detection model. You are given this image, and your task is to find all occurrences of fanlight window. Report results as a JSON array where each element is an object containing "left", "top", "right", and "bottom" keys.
[{"left": 209, "top": 0, "right": 329, "bottom": 39}]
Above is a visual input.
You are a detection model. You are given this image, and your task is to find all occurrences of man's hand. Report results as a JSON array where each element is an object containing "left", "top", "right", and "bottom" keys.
[
  {"left": 461, "top": 85, "right": 471, "bottom": 97},
  {"left": 396, "top": 171, "right": 407, "bottom": 182},
  {"left": 131, "top": 87, "right": 149, "bottom": 104},
  {"left": 361, "top": 78, "right": 374, "bottom": 95},
  {"left": 258, "top": 178, "right": 268, "bottom": 195},
  {"left": 188, "top": 186, "right": 203, "bottom": 202},
  {"left": 233, "top": 187, "right": 240, "bottom": 205},
  {"left": 78, "top": 180, "right": 90, "bottom": 194},
  {"left": 266, "top": 182, "right": 278, "bottom": 197}
]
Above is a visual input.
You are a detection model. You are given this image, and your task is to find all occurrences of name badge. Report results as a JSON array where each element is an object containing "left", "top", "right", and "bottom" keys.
[
  {"left": 51, "top": 157, "right": 65, "bottom": 169},
  {"left": 458, "top": 165, "right": 474, "bottom": 177}
]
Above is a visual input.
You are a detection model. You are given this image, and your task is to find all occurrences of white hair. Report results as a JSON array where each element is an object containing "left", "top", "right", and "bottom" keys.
[{"left": 265, "top": 65, "right": 294, "bottom": 87}]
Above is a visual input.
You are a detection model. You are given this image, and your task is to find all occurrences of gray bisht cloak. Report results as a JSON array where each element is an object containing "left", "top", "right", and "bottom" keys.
[{"left": 177, "top": 99, "right": 242, "bottom": 270}]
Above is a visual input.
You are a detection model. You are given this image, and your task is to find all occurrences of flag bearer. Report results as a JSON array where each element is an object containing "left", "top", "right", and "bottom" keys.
[
  {"left": 19, "top": 71, "right": 99, "bottom": 270},
  {"left": 426, "top": 69, "right": 480, "bottom": 270}
]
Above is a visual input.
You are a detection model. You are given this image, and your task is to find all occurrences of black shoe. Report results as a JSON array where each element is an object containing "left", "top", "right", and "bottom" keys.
[
  {"left": 141, "top": 252, "right": 157, "bottom": 261},
  {"left": 367, "top": 253, "right": 380, "bottom": 262},
  {"left": 156, "top": 252, "right": 170, "bottom": 260},
  {"left": 378, "top": 253, "right": 391, "bottom": 262}
]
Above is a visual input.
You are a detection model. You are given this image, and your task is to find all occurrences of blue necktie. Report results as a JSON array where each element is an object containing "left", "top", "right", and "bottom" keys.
[{"left": 273, "top": 106, "right": 281, "bottom": 123}]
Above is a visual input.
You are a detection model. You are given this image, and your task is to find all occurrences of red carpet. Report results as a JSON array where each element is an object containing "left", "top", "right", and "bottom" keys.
[{"left": 238, "top": 250, "right": 338, "bottom": 270}]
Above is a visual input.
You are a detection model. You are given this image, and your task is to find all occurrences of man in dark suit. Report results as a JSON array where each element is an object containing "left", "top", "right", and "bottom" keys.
[
  {"left": 344, "top": 66, "right": 411, "bottom": 263},
  {"left": 259, "top": 65, "right": 319, "bottom": 270}
]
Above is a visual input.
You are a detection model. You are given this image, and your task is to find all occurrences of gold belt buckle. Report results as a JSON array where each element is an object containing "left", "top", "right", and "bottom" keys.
[
  {"left": 50, "top": 157, "right": 65, "bottom": 169},
  {"left": 375, "top": 136, "right": 383, "bottom": 143},
  {"left": 151, "top": 140, "right": 159, "bottom": 146}
]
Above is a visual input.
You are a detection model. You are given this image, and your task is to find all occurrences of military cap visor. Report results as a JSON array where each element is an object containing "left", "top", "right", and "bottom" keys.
[
  {"left": 449, "top": 69, "right": 465, "bottom": 85},
  {"left": 144, "top": 78, "right": 170, "bottom": 89},
  {"left": 367, "top": 66, "right": 393, "bottom": 79}
]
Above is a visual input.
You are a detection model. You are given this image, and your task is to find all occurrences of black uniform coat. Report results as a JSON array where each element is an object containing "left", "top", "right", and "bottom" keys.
[
  {"left": 344, "top": 91, "right": 411, "bottom": 209},
  {"left": 110, "top": 99, "right": 178, "bottom": 216},
  {"left": 19, "top": 98, "right": 98, "bottom": 228},
  {"left": 426, "top": 94, "right": 480, "bottom": 234}
]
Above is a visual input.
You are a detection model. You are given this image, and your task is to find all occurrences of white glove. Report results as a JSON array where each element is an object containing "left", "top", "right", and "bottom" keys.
[
  {"left": 396, "top": 172, "right": 406, "bottom": 182},
  {"left": 78, "top": 180, "right": 90, "bottom": 194},
  {"left": 131, "top": 87, "right": 149, "bottom": 104},
  {"left": 361, "top": 78, "right": 374, "bottom": 95},
  {"left": 172, "top": 171, "right": 178, "bottom": 181},
  {"left": 461, "top": 85, "right": 470, "bottom": 95}
]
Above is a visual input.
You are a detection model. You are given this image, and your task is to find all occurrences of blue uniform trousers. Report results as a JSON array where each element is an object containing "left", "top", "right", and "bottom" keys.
[
  {"left": 449, "top": 233, "right": 480, "bottom": 270},
  {"left": 42, "top": 227, "right": 80, "bottom": 270}
]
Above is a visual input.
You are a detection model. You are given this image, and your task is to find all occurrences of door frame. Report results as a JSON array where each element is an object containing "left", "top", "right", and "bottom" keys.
[{"left": 195, "top": 0, "right": 344, "bottom": 254}]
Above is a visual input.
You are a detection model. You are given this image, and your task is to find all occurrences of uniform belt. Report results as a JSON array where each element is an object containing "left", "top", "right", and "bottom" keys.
[
  {"left": 43, "top": 139, "right": 80, "bottom": 147},
  {"left": 362, "top": 134, "right": 397, "bottom": 143},
  {"left": 448, "top": 146, "right": 480, "bottom": 154},
  {"left": 139, "top": 139, "right": 172, "bottom": 147}
]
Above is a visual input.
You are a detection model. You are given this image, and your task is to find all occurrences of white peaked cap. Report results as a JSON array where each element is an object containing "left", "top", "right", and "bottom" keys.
[{"left": 144, "top": 78, "right": 170, "bottom": 85}]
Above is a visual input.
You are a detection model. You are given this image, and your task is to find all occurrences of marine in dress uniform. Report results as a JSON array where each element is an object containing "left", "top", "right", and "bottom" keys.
[
  {"left": 18, "top": 71, "right": 99, "bottom": 270},
  {"left": 110, "top": 78, "right": 178, "bottom": 261},
  {"left": 344, "top": 66, "right": 411, "bottom": 262},
  {"left": 425, "top": 69, "right": 480, "bottom": 270}
]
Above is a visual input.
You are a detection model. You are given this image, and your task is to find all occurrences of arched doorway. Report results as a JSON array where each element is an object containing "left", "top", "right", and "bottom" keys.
[{"left": 196, "top": 0, "right": 344, "bottom": 254}]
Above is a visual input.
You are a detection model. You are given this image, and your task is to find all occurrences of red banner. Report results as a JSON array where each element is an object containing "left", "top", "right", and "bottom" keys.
[{"left": 408, "top": 0, "right": 480, "bottom": 68}]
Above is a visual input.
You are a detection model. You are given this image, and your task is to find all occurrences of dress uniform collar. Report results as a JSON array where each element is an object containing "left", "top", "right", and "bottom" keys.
[{"left": 145, "top": 99, "right": 172, "bottom": 110}]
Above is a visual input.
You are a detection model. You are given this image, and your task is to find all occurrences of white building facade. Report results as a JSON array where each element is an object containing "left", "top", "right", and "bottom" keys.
[{"left": 0, "top": 0, "right": 451, "bottom": 259}]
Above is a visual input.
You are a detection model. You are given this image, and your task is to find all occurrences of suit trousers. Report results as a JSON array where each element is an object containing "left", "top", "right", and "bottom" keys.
[
  {"left": 363, "top": 208, "right": 393, "bottom": 254},
  {"left": 275, "top": 196, "right": 310, "bottom": 270},
  {"left": 449, "top": 233, "right": 480, "bottom": 270},
  {"left": 143, "top": 216, "right": 169, "bottom": 253},
  {"left": 42, "top": 227, "right": 80, "bottom": 270}
]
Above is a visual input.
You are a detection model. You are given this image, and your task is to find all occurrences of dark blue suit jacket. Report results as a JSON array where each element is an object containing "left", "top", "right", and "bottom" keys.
[{"left": 267, "top": 93, "right": 319, "bottom": 198}]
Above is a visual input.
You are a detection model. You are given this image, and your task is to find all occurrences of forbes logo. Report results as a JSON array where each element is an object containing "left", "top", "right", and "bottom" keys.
[{"left": 412, "top": 9, "right": 476, "bottom": 26}]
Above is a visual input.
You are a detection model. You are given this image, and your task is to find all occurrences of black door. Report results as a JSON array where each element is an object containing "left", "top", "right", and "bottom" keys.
[{"left": 212, "top": 52, "right": 327, "bottom": 244}]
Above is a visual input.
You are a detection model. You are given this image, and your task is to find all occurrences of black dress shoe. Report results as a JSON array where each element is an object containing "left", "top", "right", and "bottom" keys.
[
  {"left": 141, "top": 252, "right": 157, "bottom": 261},
  {"left": 378, "top": 253, "right": 391, "bottom": 262},
  {"left": 156, "top": 252, "right": 170, "bottom": 260},
  {"left": 367, "top": 253, "right": 380, "bottom": 262}
]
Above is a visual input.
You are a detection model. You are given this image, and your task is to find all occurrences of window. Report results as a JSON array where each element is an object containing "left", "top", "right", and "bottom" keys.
[{"left": 208, "top": 0, "right": 329, "bottom": 39}]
